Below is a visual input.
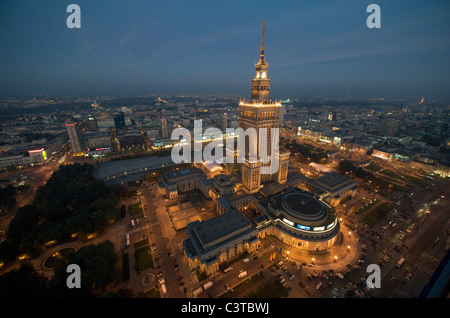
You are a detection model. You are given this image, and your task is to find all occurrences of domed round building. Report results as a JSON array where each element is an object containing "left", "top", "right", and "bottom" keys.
[{"left": 256, "top": 188, "right": 340, "bottom": 251}]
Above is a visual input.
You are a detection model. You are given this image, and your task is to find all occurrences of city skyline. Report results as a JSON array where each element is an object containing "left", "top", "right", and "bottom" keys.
[{"left": 1, "top": 0, "right": 450, "bottom": 100}]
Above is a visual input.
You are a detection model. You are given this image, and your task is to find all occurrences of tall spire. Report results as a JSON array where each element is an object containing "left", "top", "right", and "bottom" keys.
[{"left": 258, "top": 21, "right": 266, "bottom": 65}]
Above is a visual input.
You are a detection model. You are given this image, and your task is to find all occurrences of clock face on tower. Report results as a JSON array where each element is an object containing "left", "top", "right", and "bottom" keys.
[
  {"left": 256, "top": 72, "right": 260, "bottom": 78},
  {"left": 261, "top": 72, "right": 266, "bottom": 79}
]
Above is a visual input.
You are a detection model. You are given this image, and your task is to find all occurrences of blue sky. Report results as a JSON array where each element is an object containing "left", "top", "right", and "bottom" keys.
[{"left": 1, "top": 0, "right": 449, "bottom": 99}]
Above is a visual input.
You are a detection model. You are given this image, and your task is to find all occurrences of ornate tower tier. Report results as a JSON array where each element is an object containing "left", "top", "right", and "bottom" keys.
[
  {"left": 251, "top": 21, "right": 270, "bottom": 102},
  {"left": 236, "top": 22, "right": 290, "bottom": 194}
]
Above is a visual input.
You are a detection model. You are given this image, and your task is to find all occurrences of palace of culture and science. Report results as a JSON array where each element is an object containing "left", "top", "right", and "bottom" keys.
[{"left": 158, "top": 23, "right": 355, "bottom": 275}]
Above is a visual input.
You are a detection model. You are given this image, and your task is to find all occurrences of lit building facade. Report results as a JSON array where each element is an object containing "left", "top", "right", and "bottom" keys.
[{"left": 233, "top": 21, "right": 290, "bottom": 193}]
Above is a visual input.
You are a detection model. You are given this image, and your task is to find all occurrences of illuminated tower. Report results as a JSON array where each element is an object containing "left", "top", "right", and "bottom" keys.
[
  {"left": 251, "top": 21, "right": 270, "bottom": 102},
  {"left": 238, "top": 22, "right": 290, "bottom": 194}
]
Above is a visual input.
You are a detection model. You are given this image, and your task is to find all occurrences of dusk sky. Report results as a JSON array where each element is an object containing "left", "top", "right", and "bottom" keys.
[{"left": 1, "top": 0, "right": 449, "bottom": 100}]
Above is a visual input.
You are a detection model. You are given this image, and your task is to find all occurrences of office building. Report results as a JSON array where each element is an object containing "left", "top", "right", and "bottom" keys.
[
  {"left": 65, "top": 119, "right": 83, "bottom": 154},
  {"left": 160, "top": 117, "right": 169, "bottom": 139}
]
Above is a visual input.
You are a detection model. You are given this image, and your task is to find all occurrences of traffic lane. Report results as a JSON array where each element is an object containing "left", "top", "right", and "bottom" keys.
[{"left": 199, "top": 256, "right": 269, "bottom": 298}]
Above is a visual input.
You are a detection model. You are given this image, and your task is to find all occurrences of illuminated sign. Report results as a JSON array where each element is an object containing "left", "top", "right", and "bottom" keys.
[
  {"left": 282, "top": 218, "right": 294, "bottom": 226},
  {"left": 297, "top": 224, "right": 311, "bottom": 231},
  {"left": 42, "top": 150, "right": 47, "bottom": 160},
  {"left": 28, "top": 148, "right": 44, "bottom": 154},
  {"left": 313, "top": 226, "right": 325, "bottom": 232},
  {"left": 326, "top": 221, "right": 335, "bottom": 229}
]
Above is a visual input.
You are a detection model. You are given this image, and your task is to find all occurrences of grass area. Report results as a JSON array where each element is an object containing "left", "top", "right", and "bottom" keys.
[
  {"left": 390, "top": 183, "right": 411, "bottom": 192},
  {"left": 133, "top": 238, "right": 149, "bottom": 249},
  {"left": 365, "top": 163, "right": 381, "bottom": 172},
  {"left": 220, "top": 271, "right": 265, "bottom": 298},
  {"left": 361, "top": 203, "right": 392, "bottom": 228},
  {"left": 134, "top": 246, "right": 154, "bottom": 274},
  {"left": 404, "top": 175, "right": 429, "bottom": 186},
  {"left": 129, "top": 202, "right": 143, "bottom": 219},
  {"left": 369, "top": 175, "right": 411, "bottom": 193},
  {"left": 379, "top": 169, "right": 405, "bottom": 181},
  {"left": 354, "top": 199, "right": 378, "bottom": 215},
  {"left": 247, "top": 280, "right": 288, "bottom": 298},
  {"left": 141, "top": 286, "right": 160, "bottom": 298}
]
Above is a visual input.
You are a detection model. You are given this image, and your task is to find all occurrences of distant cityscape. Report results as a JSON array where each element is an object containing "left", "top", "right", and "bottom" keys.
[{"left": 0, "top": 94, "right": 448, "bottom": 178}]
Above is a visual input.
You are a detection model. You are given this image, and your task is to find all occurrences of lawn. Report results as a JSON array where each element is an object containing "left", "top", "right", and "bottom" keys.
[
  {"left": 134, "top": 238, "right": 149, "bottom": 249},
  {"left": 404, "top": 175, "right": 429, "bottom": 186},
  {"left": 361, "top": 203, "right": 392, "bottom": 228},
  {"left": 247, "top": 280, "right": 288, "bottom": 298},
  {"left": 141, "top": 286, "right": 160, "bottom": 298},
  {"left": 355, "top": 199, "right": 378, "bottom": 215},
  {"left": 365, "top": 163, "right": 381, "bottom": 172},
  {"left": 220, "top": 271, "right": 265, "bottom": 298},
  {"left": 129, "top": 202, "right": 143, "bottom": 219},
  {"left": 134, "top": 246, "right": 154, "bottom": 274},
  {"left": 379, "top": 169, "right": 404, "bottom": 181}
]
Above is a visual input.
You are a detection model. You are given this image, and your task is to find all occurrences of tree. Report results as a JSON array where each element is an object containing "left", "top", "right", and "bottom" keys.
[
  {"left": 5, "top": 163, "right": 121, "bottom": 256},
  {"left": 0, "top": 262, "right": 48, "bottom": 297},
  {"left": 53, "top": 240, "right": 119, "bottom": 294},
  {"left": 337, "top": 160, "right": 356, "bottom": 174}
]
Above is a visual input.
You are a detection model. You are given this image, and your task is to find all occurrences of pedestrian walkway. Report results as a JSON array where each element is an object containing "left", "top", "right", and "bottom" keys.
[{"left": 265, "top": 224, "right": 361, "bottom": 272}]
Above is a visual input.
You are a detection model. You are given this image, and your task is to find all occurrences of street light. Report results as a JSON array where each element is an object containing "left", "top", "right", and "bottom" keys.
[{"left": 334, "top": 256, "right": 338, "bottom": 263}]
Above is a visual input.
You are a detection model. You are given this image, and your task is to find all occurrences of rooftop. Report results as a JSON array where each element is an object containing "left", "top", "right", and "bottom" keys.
[{"left": 189, "top": 209, "right": 254, "bottom": 250}]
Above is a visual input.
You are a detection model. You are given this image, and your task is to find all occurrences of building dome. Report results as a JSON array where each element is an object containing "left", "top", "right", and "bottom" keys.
[{"left": 281, "top": 192, "right": 327, "bottom": 224}]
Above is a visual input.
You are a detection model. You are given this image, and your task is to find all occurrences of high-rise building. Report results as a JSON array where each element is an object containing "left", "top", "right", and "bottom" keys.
[
  {"left": 220, "top": 113, "right": 227, "bottom": 131},
  {"left": 279, "top": 104, "right": 285, "bottom": 126},
  {"left": 65, "top": 119, "right": 83, "bottom": 154},
  {"left": 379, "top": 119, "right": 399, "bottom": 137},
  {"left": 114, "top": 112, "right": 126, "bottom": 130},
  {"left": 160, "top": 117, "right": 169, "bottom": 138},
  {"left": 236, "top": 22, "right": 290, "bottom": 194},
  {"left": 88, "top": 116, "right": 98, "bottom": 131}
]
